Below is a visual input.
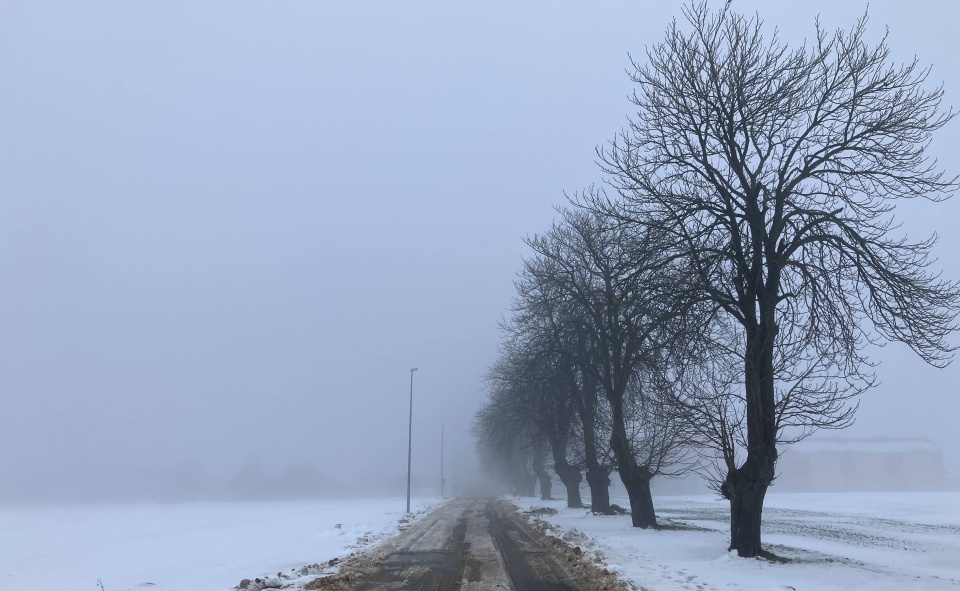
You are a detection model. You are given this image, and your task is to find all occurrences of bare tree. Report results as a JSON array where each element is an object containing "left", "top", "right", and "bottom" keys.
[
  {"left": 525, "top": 204, "right": 695, "bottom": 528},
  {"left": 472, "top": 381, "right": 539, "bottom": 497},
  {"left": 622, "top": 368, "right": 699, "bottom": 488},
  {"left": 530, "top": 437, "right": 553, "bottom": 501},
  {"left": 597, "top": 2, "right": 960, "bottom": 556},
  {"left": 510, "top": 252, "right": 616, "bottom": 512},
  {"left": 561, "top": 343, "right": 613, "bottom": 513},
  {"left": 484, "top": 346, "right": 583, "bottom": 505}
]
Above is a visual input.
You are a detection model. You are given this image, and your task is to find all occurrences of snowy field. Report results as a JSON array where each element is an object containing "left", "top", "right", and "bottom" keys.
[
  {"left": 512, "top": 491, "right": 960, "bottom": 591},
  {"left": 0, "top": 497, "right": 441, "bottom": 591},
  {"left": 3, "top": 492, "right": 957, "bottom": 591}
]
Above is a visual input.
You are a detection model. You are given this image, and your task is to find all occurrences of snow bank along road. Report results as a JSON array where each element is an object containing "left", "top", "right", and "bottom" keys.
[
  {"left": 513, "top": 492, "right": 960, "bottom": 591},
  {"left": 309, "top": 497, "right": 622, "bottom": 591}
]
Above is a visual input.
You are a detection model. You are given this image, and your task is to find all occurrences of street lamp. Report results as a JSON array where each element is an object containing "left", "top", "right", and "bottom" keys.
[
  {"left": 440, "top": 424, "right": 445, "bottom": 497},
  {"left": 406, "top": 367, "right": 418, "bottom": 514}
]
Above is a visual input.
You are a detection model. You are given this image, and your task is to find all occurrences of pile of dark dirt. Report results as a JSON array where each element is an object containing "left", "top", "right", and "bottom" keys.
[{"left": 525, "top": 506, "right": 560, "bottom": 516}]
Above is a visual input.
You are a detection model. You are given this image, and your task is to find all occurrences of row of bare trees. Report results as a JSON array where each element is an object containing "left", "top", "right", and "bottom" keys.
[
  {"left": 475, "top": 207, "right": 699, "bottom": 528},
  {"left": 474, "top": 2, "right": 959, "bottom": 558}
]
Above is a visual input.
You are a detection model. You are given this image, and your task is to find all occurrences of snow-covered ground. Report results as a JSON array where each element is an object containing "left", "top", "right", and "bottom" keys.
[
  {"left": 512, "top": 491, "right": 960, "bottom": 591},
  {"left": 0, "top": 497, "right": 442, "bottom": 591},
  {"left": 4, "top": 492, "right": 957, "bottom": 590}
]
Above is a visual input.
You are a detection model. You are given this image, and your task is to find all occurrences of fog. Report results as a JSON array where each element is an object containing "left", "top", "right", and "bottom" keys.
[{"left": 1, "top": 1, "right": 958, "bottom": 503}]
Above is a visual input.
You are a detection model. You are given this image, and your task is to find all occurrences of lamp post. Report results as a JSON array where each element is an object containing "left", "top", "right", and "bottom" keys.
[
  {"left": 406, "top": 367, "right": 418, "bottom": 514},
  {"left": 440, "top": 424, "right": 445, "bottom": 497}
]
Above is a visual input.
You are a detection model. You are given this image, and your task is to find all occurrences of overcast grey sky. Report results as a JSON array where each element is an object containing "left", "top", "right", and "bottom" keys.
[{"left": 1, "top": 0, "right": 959, "bottom": 501}]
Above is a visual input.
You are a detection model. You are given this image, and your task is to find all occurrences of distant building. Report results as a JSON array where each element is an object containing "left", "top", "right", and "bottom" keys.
[{"left": 776, "top": 437, "right": 947, "bottom": 492}]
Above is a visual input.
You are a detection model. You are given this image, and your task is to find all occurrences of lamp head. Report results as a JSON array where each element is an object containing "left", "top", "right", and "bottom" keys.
[{"left": 411, "top": 367, "right": 418, "bottom": 372}]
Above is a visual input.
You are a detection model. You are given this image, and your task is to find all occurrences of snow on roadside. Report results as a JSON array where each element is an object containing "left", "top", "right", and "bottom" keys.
[
  {"left": 510, "top": 492, "right": 960, "bottom": 591},
  {"left": 0, "top": 497, "right": 443, "bottom": 591}
]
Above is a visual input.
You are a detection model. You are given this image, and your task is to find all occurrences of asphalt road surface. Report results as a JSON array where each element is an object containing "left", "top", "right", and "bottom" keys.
[{"left": 309, "top": 497, "right": 597, "bottom": 591}]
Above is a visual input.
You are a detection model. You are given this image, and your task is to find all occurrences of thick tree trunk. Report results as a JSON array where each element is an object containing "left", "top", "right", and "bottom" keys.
[
  {"left": 608, "top": 395, "right": 658, "bottom": 528},
  {"left": 512, "top": 455, "right": 538, "bottom": 497},
  {"left": 584, "top": 465, "right": 611, "bottom": 514},
  {"left": 577, "top": 375, "right": 613, "bottom": 515},
  {"left": 554, "top": 462, "right": 583, "bottom": 508},
  {"left": 510, "top": 464, "right": 523, "bottom": 496},
  {"left": 526, "top": 474, "right": 537, "bottom": 497},
  {"left": 726, "top": 312, "right": 778, "bottom": 556},
  {"left": 548, "top": 435, "right": 583, "bottom": 508},
  {"left": 582, "top": 401, "right": 612, "bottom": 514},
  {"left": 522, "top": 458, "right": 537, "bottom": 497},
  {"left": 620, "top": 466, "right": 657, "bottom": 528},
  {"left": 532, "top": 449, "right": 552, "bottom": 500},
  {"left": 724, "top": 465, "right": 769, "bottom": 557}
]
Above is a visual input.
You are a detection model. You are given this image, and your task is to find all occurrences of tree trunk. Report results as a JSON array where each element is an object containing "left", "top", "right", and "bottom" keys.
[
  {"left": 554, "top": 462, "right": 583, "bottom": 508},
  {"left": 532, "top": 448, "right": 552, "bottom": 500},
  {"left": 584, "top": 464, "right": 612, "bottom": 514},
  {"left": 608, "top": 396, "right": 658, "bottom": 528},
  {"left": 577, "top": 375, "right": 613, "bottom": 514},
  {"left": 512, "top": 454, "right": 538, "bottom": 497},
  {"left": 521, "top": 458, "right": 538, "bottom": 497},
  {"left": 726, "top": 312, "right": 778, "bottom": 556},
  {"left": 526, "top": 474, "right": 537, "bottom": 497},
  {"left": 724, "top": 465, "right": 768, "bottom": 557},
  {"left": 510, "top": 462, "right": 523, "bottom": 496},
  {"left": 620, "top": 466, "right": 657, "bottom": 528},
  {"left": 548, "top": 434, "right": 584, "bottom": 508}
]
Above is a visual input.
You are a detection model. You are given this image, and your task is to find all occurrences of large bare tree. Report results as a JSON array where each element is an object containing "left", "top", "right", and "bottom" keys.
[
  {"left": 525, "top": 204, "right": 695, "bottom": 528},
  {"left": 472, "top": 376, "right": 541, "bottom": 497},
  {"left": 484, "top": 345, "right": 585, "bottom": 506},
  {"left": 598, "top": 2, "right": 960, "bottom": 556},
  {"left": 511, "top": 245, "right": 616, "bottom": 513}
]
